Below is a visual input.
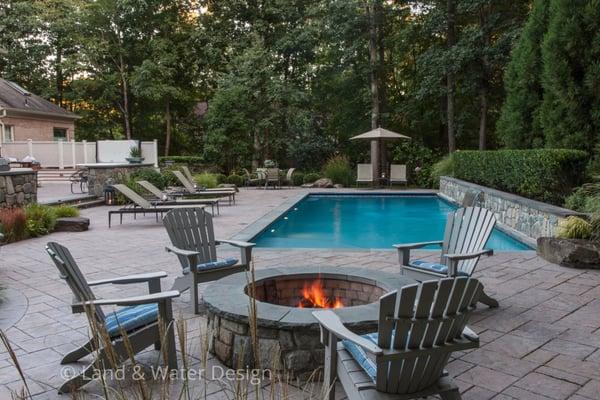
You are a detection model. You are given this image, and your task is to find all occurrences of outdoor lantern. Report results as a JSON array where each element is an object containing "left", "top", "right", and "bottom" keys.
[{"left": 104, "top": 185, "right": 116, "bottom": 205}]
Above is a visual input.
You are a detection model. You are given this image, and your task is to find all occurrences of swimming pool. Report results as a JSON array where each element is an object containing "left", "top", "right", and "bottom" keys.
[{"left": 253, "top": 194, "right": 532, "bottom": 251}]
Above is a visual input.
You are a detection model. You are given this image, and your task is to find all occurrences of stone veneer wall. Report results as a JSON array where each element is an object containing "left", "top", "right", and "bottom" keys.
[
  {"left": 86, "top": 163, "right": 155, "bottom": 197},
  {"left": 0, "top": 169, "right": 37, "bottom": 207},
  {"left": 440, "top": 176, "right": 579, "bottom": 241}
]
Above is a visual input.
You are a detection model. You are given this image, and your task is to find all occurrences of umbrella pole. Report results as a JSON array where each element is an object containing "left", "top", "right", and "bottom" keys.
[{"left": 371, "top": 139, "right": 379, "bottom": 186}]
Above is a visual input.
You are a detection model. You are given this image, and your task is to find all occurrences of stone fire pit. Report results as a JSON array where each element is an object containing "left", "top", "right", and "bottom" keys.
[{"left": 204, "top": 266, "right": 414, "bottom": 379}]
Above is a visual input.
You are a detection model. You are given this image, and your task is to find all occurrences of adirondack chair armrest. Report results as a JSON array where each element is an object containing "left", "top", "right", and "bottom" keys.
[
  {"left": 312, "top": 310, "right": 383, "bottom": 355},
  {"left": 78, "top": 290, "right": 181, "bottom": 307},
  {"left": 216, "top": 239, "right": 256, "bottom": 265},
  {"left": 165, "top": 245, "right": 200, "bottom": 271},
  {"left": 394, "top": 241, "right": 443, "bottom": 265},
  {"left": 443, "top": 249, "right": 493, "bottom": 261},
  {"left": 87, "top": 271, "right": 168, "bottom": 286},
  {"left": 461, "top": 326, "right": 479, "bottom": 342}
]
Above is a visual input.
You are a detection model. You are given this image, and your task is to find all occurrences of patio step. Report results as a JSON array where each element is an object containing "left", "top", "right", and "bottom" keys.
[{"left": 37, "top": 168, "right": 75, "bottom": 183}]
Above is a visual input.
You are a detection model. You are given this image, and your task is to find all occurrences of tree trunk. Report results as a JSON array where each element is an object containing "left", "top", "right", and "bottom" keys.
[
  {"left": 55, "top": 44, "right": 63, "bottom": 107},
  {"left": 252, "top": 130, "right": 260, "bottom": 170},
  {"left": 478, "top": 2, "right": 491, "bottom": 150},
  {"left": 368, "top": 0, "right": 381, "bottom": 181},
  {"left": 165, "top": 100, "right": 171, "bottom": 156},
  {"left": 479, "top": 86, "right": 488, "bottom": 150},
  {"left": 119, "top": 53, "right": 132, "bottom": 140},
  {"left": 446, "top": 0, "right": 456, "bottom": 153}
]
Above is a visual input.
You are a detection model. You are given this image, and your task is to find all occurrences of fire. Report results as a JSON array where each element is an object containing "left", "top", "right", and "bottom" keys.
[{"left": 297, "top": 280, "right": 343, "bottom": 309}]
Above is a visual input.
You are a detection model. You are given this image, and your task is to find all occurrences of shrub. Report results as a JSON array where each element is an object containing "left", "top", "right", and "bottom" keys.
[
  {"left": 0, "top": 208, "right": 27, "bottom": 242},
  {"left": 430, "top": 155, "right": 455, "bottom": 185},
  {"left": 322, "top": 155, "right": 353, "bottom": 187},
  {"left": 159, "top": 156, "right": 205, "bottom": 168},
  {"left": 590, "top": 214, "right": 600, "bottom": 242},
  {"left": 564, "top": 183, "right": 600, "bottom": 213},
  {"left": 132, "top": 168, "right": 167, "bottom": 190},
  {"left": 392, "top": 140, "right": 441, "bottom": 188},
  {"left": 194, "top": 172, "right": 218, "bottom": 188},
  {"left": 53, "top": 205, "right": 80, "bottom": 218},
  {"left": 24, "top": 204, "right": 57, "bottom": 237},
  {"left": 556, "top": 216, "right": 592, "bottom": 240},
  {"left": 161, "top": 168, "right": 180, "bottom": 187},
  {"left": 452, "top": 149, "right": 588, "bottom": 204},
  {"left": 303, "top": 172, "right": 321, "bottom": 184},
  {"left": 215, "top": 173, "right": 227, "bottom": 185},
  {"left": 292, "top": 172, "right": 305, "bottom": 186},
  {"left": 226, "top": 174, "right": 244, "bottom": 186}
]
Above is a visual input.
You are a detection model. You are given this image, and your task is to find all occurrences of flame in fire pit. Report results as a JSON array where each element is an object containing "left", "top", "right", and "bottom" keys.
[{"left": 298, "top": 279, "right": 343, "bottom": 309}]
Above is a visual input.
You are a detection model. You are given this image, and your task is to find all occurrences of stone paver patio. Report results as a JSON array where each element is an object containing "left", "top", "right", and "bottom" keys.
[{"left": 1, "top": 188, "right": 600, "bottom": 400}]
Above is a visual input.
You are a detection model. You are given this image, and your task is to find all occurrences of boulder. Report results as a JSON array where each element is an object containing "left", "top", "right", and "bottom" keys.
[
  {"left": 537, "top": 237, "right": 600, "bottom": 269},
  {"left": 54, "top": 217, "right": 90, "bottom": 232},
  {"left": 313, "top": 178, "right": 334, "bottom": 188}
]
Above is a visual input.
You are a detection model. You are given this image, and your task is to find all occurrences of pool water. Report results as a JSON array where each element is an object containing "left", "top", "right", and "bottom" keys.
[{"left": 253, "top": 195, "right": 532, "bottom": 251}]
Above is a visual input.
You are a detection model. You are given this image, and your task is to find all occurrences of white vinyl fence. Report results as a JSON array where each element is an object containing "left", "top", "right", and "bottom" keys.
[{"left": 0, "top": 139, "right": 158, "bottom": 168}]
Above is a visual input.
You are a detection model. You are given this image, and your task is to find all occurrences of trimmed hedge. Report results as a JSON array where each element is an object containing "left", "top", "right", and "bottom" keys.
[
  {"left": 159, "top": 156, "right": 204, "bottom": 168},
  {"left": 452, "top": 149, "right": 588, "bottom": 204}
]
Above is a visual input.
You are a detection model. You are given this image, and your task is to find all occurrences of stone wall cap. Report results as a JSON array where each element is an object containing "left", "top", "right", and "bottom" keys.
[
  {"left": 441, "top": 176, "right": 582, "bottom": 218},
  {"left": 0, "top": 168, "right": 35, "bottom": 176}
]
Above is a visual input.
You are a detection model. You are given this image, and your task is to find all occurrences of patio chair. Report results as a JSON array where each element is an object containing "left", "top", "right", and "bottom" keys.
[
  {"left": 356, "top": 164, "right": 373, "bottom": 186},
  {"left": 389, "top": 164, "right": 407, "bottom": 186},
  {"left": 394, "top": 206, "right": 498, "bottom": 307},
  {"left": 314, "top": 276, "right": 481, "bottom": 400},
  {"left": 264, "top": 167, "right": 280, "bottom": 189},
  {"left": 172, "top": 170, "right": 236, "bottom": 205},
  {"left": 45, "top": 242, "right": 179, "bottom": 393},
  {"left": 137, "top": 180, "right": 220, "bottom": 215},
  {"left": 69, "top": 168, "right": 89, "bottom": 194},
  {"left": 108, "top": 184, "right": 206, "bottom": 227},
  {"left": 283, "top": 167, "right": 296, "bottom": 187},
  {"left": 163, "top": 208, "right": 255, "bottom": 314},
  {"left": 243, "top": 168, "right": 266, "bottom": 187}
]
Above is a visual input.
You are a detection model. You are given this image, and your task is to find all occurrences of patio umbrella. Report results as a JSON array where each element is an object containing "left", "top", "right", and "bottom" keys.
[{"left": 350, "top": 127, "right": 411, "bottom": 182}]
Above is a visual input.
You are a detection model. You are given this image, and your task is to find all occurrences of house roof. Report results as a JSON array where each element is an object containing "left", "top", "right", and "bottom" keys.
[{"left": 0, "top": 78, "right": 78, "bottom": 120}]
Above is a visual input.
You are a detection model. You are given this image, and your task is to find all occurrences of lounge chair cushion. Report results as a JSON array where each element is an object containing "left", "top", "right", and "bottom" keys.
[
  {"left": 343, "top": 332, "right": 379, "bottom": 380},
  {"left": 408, "top": 260, "right": 470, "bottom": 277},
  {"left": 105, "top": 304, "right": 158, "bottom": 337},
  {"left": 183, "top": 257, "right": 239, "bottom": 274}
]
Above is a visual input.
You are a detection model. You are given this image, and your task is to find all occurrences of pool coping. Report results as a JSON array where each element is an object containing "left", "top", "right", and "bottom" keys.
[{"left": 232, "top": 191, "right": 536, "bottom": 251}]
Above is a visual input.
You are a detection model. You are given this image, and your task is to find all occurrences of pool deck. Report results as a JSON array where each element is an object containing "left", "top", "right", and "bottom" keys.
[{"left": 1, "top": 187, "right": 600, "bottom": 399}]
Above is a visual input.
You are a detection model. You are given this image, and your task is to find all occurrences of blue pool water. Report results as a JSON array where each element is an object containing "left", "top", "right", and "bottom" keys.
[{"left": 253, "top": 194, "right": 532, "bottom": 251}]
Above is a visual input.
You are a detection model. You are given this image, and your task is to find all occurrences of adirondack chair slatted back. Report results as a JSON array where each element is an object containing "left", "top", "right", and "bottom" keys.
[
  {"left": 265, "top": 168, "right": 279, "bottom": 180},
  {"left": 376, "top": 277, "right": 481, "bottom": 394},
  {"left": 173, "top": 170, "right": 196, "bottom": 193},
  {"left": 137, "top": 180, "right": 165, "bottom": 199},
  {"left": 441, "top": 207, "right": 496, "bottom": 276},
  {"left": 163, "top": 208, "right": 217, "bottom": 269},
  {"left": 390, "top": 164, "right": 406, "bottom": 181},
  {"left": 182, "top": 166, "right": 195, "bottom": 184},
  {"left": 357, "top": 164, "right": 372, "bottom": 181},
  {"left": 46, "top": 242, "right": 106, "bottom": 321},
  {"left": 112, "top": 184, "right": 153, "bottom": 209}
]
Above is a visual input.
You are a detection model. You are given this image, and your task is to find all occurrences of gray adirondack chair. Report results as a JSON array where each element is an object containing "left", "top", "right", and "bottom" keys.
[
  {"left": 394, "top": 206, "right": 498, "bottom": 307},
  {"left": 45, "top": 242, "right": 179, "bottom": 393},
  {"left": 163, "top": 208, "right": 255, "bottom": 314},
  {"left": 313, "top": 277, "right": 482, "bottom": 400}
]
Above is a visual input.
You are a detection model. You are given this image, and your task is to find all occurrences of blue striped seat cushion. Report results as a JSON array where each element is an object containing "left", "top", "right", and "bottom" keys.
[
  {"left": 183, "top": 257, "right": 238, "bottom": 274},
  {"left": 105, "top": 304, "right": 158, "bottom": 337},
  {"left": 343, "top": 332, "right": 379, "bottom": 381},
  {"left": 409, "top": 260, "right": 470, "bottom": 276}
]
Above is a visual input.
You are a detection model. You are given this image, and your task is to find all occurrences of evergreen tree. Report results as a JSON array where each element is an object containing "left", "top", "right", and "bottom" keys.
[{"left": 496, "top": 0, "right": 548, "bottom": 149}]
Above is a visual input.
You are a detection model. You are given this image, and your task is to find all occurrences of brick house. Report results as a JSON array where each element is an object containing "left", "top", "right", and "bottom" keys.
[{"left": 0, "top": 78, "right": 79, "bottom": 145}]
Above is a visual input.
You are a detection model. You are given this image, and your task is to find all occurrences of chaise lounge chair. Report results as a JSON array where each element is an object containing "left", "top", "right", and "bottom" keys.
[
  {"left": 136, "top": 180, "right": 220, "bottom": 215},
  {"left": 314, "top": 277, "right": 482, "bottom": 400},
  {"left": 46, "top": 242, "right": 179, "bottom": 393},
  {"left": 394, "top": 206, "right": 498, "bottom": 307},
  {"left": 163, "top": 208, "right": 255, "bottom": 314},
  {"left": 389, "top": 164, "right": 407, "bottom": 186},
  {"left": 108, "top": 184, "right": 207, "bottom": 227},
  {"left": 356, "top": 164, "right": 373, "bottom": 187},
  {"left": 172, "top": 170, "right": 236, "bottom": 205}
]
